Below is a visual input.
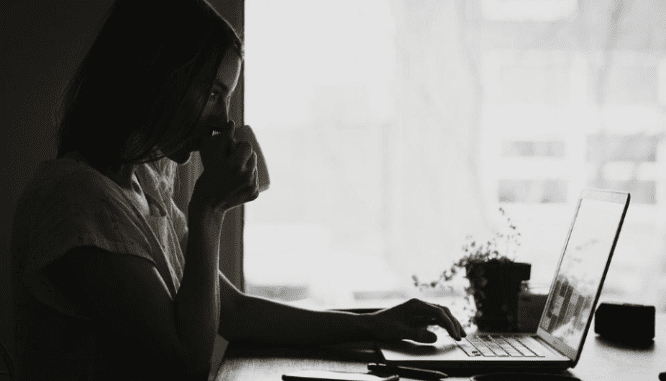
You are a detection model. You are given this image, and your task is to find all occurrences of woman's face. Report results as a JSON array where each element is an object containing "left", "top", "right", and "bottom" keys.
[{"left": 167, "top": 52, "right": 242, "bottom": 165}]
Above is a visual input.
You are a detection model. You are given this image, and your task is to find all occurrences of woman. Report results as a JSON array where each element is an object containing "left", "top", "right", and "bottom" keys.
[{"left": 10, "top": 0, "right": 465, "bottom": 379}]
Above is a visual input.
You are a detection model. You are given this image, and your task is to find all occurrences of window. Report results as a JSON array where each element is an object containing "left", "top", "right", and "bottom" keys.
[
  {"left": 244, "top": 0, "right": 666, "bottom": 313},
  {"left": 502, "top": 141, "right": 565, "bottom": 157},
  {"left": 585, "top": 133, "right": 660, "bottom": 204},
  {"left": 586, "top": 133, "right": 658, "bottom": 162},
  {"left": 481, "top": 0, "right": 577, "bottom": 22},
  {"left": 606, "top": 64, "right": 659, "bottom": 105},
  {"left": 498, "top": 179, "right": 568, "bottom": 203},
  {"left": 496, "top": 52, "right": 571, "bottom": 105}
]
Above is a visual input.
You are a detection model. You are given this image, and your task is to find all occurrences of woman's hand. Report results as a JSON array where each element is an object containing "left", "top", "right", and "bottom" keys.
[
  {"left": 365, "top": 298, "right": 466, "bottom": 343},
  {"left": 190, "top": 128, "right": 259, "bottom": 216}
]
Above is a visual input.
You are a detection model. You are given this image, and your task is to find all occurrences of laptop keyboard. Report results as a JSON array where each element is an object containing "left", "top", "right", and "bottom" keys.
[{"left": 456, "top": 334, "right": 548, "bottom": 357}]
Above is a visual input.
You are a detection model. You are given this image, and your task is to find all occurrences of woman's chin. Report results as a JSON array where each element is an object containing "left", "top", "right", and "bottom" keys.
[{"left": 168, "top": 150, "right": 192, "bottom": 165}]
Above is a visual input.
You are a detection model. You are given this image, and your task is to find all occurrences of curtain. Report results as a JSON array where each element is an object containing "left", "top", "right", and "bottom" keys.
[{"left": 387, "top": 0, "right": 488, "bottom": 281}]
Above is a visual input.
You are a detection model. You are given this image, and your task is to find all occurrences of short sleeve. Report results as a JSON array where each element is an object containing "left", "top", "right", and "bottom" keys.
[{"left": 15, "top": 170, "right": 157, "bottom": 319}]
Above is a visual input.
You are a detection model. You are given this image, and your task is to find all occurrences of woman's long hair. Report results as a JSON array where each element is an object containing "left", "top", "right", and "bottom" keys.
[{"left": 55, "top": 0, "right": 244, "bottom": 199}]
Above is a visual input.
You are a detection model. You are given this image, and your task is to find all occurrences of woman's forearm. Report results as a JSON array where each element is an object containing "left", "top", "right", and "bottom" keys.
[
  {"left": 219, "top": 292, "right": 374, "bottom": 345},
  {"left": 173, "top": 207, "right": 222, "bottom": 375}
]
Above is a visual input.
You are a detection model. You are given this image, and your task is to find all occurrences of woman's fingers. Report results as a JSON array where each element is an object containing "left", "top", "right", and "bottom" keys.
[
  {"left": 437, "top": 304, "right": 466, "bottom": 338},
  {"left": 431, "top": 303, "right": 466, "bottom": 338},
  {"left": 406, "top": 328, "right": 438, "bottom": 343},
  {"left": 234, "top": 141, "right": 253, "bottom": 165},
  {"left": 405, "top": 299, "right": 464, "bottom": 341},
  {"left": 246, "top": 151, "right": 258, "bottom": 175},
  {"left": 407, "top": 315, "right": 438, "bottom": 327}
]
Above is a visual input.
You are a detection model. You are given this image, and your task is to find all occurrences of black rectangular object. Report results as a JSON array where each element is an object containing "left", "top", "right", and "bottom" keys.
[{"left": 594, "top": 302, "right": 655, "bottom": 345}]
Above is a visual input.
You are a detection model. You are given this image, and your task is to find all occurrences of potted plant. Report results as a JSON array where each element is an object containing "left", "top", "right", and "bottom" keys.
[{"left": 412, "top": 207, "right": 531, "bottom": 332}]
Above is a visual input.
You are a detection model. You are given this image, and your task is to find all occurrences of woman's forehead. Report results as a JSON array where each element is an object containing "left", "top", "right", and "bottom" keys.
[{"left": 214, "top": 52, "right": 242, "bottom": 89}]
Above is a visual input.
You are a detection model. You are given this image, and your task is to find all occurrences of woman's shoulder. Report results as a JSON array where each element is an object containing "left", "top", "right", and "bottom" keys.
[
  {"left": 17, "top": 155, "right": 131, "bottom": 224},
  {"left": 12, "top": 156, "right": 158, "bottom": 285},
  {"left": 37, "top": 154, "right": 121, "bottom": 195}
]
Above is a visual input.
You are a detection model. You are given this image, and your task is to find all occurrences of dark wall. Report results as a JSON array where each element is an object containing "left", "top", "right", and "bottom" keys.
[{"left": 1, "top": 0, "right": 118, "bottom": 358}]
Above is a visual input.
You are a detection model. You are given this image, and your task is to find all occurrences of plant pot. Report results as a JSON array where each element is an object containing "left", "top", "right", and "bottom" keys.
[{"left": 465, "top": 261, "right": 531, "bottom": 332}]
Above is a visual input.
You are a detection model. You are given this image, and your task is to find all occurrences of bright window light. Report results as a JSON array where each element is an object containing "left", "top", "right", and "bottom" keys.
[{"left": 244, "top": 0, "right": 666, "bottom": 313}]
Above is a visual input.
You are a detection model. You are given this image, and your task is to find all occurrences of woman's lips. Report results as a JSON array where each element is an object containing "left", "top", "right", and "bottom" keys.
[
  {"left": 212, "top": 125, "right": 235, "bottom": 137},
  {"left": 191, "top": 127, "right": 235, "bottom": 152}
]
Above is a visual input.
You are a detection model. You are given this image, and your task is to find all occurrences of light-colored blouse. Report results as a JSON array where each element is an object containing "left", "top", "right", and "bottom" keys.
[{"left": 10, "top": 153, "right": 188, "bottom": 380}]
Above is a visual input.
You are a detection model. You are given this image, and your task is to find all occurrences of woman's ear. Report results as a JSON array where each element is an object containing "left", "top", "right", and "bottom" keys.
[{"left": 234, "top": 125, "right": 269, "bottom": 192}]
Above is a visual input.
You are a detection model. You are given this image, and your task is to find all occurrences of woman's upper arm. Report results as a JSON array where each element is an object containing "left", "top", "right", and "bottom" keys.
[{"left": 46, "top": 246, "right": 187, "bottom": 376}]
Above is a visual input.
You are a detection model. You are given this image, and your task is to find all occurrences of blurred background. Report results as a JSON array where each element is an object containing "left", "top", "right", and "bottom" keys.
[{"left": 243, "top": 0, "right": 666, "bottom": 313}]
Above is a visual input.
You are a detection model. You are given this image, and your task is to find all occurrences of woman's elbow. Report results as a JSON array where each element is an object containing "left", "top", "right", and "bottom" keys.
[{"left": 218, "top": 291, "right": 250, "bottom": 340}]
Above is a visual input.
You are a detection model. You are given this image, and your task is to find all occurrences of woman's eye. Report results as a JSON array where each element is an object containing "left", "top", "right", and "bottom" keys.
[{"left": 209, "top": 90, "right": 220, "bottom": 101}]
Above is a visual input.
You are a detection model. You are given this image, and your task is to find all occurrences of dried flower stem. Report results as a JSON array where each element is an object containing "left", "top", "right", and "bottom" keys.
[{"left": 412, "top": 207, "right": 523, "bottom": 327}]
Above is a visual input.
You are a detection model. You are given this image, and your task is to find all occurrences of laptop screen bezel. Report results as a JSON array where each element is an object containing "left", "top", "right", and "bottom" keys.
[{"left": 535, "top": 189, "right": 630, "bottom": 367}]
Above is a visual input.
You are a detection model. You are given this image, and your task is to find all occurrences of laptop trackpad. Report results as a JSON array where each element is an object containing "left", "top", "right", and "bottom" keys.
[{"left": 378, "top": 335, "right": 468, "bottom": 362}]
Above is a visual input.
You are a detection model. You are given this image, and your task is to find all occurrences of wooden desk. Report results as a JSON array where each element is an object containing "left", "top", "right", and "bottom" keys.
[{"left": 215, "top": 314, "right": 666, "bottom": 381}]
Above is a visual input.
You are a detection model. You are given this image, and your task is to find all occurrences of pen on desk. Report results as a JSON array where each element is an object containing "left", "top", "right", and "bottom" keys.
[{"left": 367, "top": 363, "right": 448, "bottom": 380}]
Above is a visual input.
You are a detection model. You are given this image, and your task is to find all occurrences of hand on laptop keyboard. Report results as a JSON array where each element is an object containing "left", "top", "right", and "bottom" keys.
[{"left": 365, "top": 298, "right": 467, "bottom": 342}]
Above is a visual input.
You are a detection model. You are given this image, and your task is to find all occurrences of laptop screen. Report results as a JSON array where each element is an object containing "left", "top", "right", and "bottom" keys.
[{"left": 539, "top": 195, "right": 628, "bottom": 355}]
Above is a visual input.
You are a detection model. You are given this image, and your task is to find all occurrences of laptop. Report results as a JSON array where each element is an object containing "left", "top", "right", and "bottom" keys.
[{"left": 377, "top": 189, "right": 630, "bottom": 371}]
